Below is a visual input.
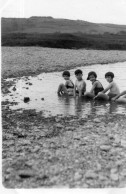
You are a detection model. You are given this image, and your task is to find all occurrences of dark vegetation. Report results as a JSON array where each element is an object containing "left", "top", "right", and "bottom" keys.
[{"left": 2, "top": 32, "right": 126, "bottom": 50}]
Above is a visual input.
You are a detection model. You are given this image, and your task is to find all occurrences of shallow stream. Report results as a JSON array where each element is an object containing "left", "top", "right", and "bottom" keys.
[{"left": 2, "top": 62, "right": 126, "bottom": 117}]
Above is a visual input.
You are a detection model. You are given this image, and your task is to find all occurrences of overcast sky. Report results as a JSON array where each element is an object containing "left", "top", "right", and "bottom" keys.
[{"left": 1, "top": 0, "right": 126, "bottom": 24}]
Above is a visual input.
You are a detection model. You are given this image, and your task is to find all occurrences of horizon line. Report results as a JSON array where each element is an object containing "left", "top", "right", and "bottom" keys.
[{"left": 1, "top": 16, "right": 126, "bottom": 26}]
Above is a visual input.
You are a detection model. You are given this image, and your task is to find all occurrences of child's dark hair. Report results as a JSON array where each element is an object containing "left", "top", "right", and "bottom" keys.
[
  {"left": 74, "top": 69, "right": 83, "bottom": 75},
  {"left": 105, "top": 72, "right": 114, "bottom": 79},
  {"left": 62, "top": 71, "right": 70, "bottom": 77},
  {"left": 87, "top": 71, "right": 97, "bottom": 80}
]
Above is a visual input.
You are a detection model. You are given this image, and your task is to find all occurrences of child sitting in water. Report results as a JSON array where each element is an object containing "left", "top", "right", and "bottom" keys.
[
  {"left": 84, "top": 71, "right": 104, "bottom": 98},
  {"left": 57, "top": 70, "right": 74, "bottom": 95},
  {"left": 95, "top": 72, "right": 120, "bottom": 100},
  {"left": 74, "top": 69, "right": 86, "bottom": 97},
  {"left": 112, "top": 90, "right": 126, "bottom": 103}
]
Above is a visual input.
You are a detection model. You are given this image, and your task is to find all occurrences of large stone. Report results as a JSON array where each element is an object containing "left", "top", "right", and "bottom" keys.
[{"left": 24, "top": 97, "right": 30, "bottom": 103}]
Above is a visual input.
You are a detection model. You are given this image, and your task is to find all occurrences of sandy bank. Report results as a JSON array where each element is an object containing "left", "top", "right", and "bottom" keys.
[{"left": 2, "top": 47, "right": 126, "bottom": 78}]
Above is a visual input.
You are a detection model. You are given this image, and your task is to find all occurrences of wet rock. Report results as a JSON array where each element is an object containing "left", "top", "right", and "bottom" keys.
[
  {"left": 41, "top": 98, "right": 44, "bottom": 101},
  {"left": 28, "top": 83, "right": 32, "bottom": 85},
  {"left": 24, "top": 97, "right": 30, "bottom": 103},
  {"left": 26, "top": 87, "right": 29, "bottom": 89},
  {"left": 100, "top": 145, "right": 111, "bottom": 151},
  {"left": 2, "top": 88, "right": 11, "bottom": 94},
  {"left": 12, "top": 86, "right": 16, "bottom": 91}
]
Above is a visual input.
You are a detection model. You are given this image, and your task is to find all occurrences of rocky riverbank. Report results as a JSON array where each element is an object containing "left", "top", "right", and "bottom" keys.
[{"left": 2, "top": 106, "right": 126, "bottom": 188}]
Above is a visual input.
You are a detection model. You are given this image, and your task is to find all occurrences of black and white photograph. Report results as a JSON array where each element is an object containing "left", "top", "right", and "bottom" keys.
[{"left": 1, "top": 0, "right": 126, "bottom": 190}]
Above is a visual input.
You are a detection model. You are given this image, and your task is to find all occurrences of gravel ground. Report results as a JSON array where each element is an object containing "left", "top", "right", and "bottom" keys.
[
  {"left": 2, "top": 47, "right": 126, "bottom": 78},
  {"left": 2, "top": 107, "right": 126, "bottom": 188}
]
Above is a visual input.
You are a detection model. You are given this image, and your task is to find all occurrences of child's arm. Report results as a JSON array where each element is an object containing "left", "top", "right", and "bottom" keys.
[
  {"left": 112, "top": 90, "right": 126, "bottom": 100},
  {"left": 94, "top": 83, "right": 112, "bottom": 99},
  {"left": 90, "top": 82, "right": 97, "bottom": 93},
  {"left": 73, "top": 82, "right": 77, "bottom": 97},
  {"left": 100, "top": 83, "right": 112, "bottom": 94}
]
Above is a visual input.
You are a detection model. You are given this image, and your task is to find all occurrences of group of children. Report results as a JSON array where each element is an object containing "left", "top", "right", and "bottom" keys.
[{"left": 57, "top": 69, "right": 126, "bottom": 103}]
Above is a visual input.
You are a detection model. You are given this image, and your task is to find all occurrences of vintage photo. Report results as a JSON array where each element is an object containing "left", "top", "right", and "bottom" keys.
[{"left": 1, "top": 0, "right": 126, "bottom": 189}]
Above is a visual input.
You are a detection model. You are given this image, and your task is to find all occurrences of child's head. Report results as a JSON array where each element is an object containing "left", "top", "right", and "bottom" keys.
[
  {"left": 62, "top": 71, "right": 70, "bottom": 80},
  {"left": 74, "top": 69, "right": 83, "bottom": 80},
  {"left": 105, "top": 72, "right": 114, "bottom": 83},
  {"left": 87, "top": 71, "right": 97, "bottom": 82}
]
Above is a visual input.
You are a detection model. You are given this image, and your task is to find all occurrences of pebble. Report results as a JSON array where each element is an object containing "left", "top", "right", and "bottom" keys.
[
  {"left": 110, "top": 168, "right": 118, "bottom": 174},
  {"left": 55, "top": 124, "right": 64, "bottom": 128},
  {"left": 96, "top": 163, "right": 102, "bottom": 171},
  {"left": 20, "top": 139, "right": 31, "bottom": 145},
  {"left": 121, "top": 140, "right": 126, "bottom": 148},
  {"left": 65, "top": 126, "right": 76, "bottom": 131},
  {"left": 99, "top": 175, "right": 107, "bottom": 181},
  {"left": 74, "top": 172, "right": 82, "bottom": 180},
  {"left": 93, "top": 118, "right": 101, "bottom": 123},
  {"left": 100, "top": 145, "right": 111, "bottom": 151},
  {"left": 110, "top": 173, "right": 118, "bottom": 181},
  {"left": 33, "top": 146, "right": 40, "bottom": 152},
  {"left": 85, "top": 171, "right": 98, "bottom": 179}
]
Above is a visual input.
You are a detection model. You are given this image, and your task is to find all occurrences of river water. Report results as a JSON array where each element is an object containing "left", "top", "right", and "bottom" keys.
[{"left": 2, "top": 62, "right": 126, "bottom": 117}]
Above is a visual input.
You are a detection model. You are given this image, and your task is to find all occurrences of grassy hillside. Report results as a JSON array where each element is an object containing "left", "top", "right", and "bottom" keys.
[{"left": 1, "top": 17, "right": 126, "bottom": 50}]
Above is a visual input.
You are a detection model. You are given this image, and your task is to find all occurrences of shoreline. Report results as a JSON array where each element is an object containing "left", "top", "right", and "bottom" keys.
[
  {"left": 2, "top": 59, "right": 126, "bottom": 80},
  {"left": 2, "top": 47, "right": 126, "bottom": 79}
]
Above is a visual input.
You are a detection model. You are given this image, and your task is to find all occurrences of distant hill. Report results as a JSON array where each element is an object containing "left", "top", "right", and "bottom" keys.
[
  {"left": 1, "top": 17, "right": 126, "bottom": 50},
  {"left": 2, "top": 16, "right": 126, "bottom": 34}
]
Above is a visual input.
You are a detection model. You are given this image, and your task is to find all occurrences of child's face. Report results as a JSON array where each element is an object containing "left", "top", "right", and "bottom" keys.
[
  {"left": 105, "top": 76, "right": 113, "bottom": 83},
  {"left": 75, "top": 73, "right": 83, "bottom": 80},
  {"left": 63, "top": 75, "right": 70, "bottom": 80},
  {"left": 89, "top": 75, "right": 96, "bottom": 82}
]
